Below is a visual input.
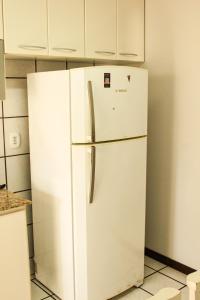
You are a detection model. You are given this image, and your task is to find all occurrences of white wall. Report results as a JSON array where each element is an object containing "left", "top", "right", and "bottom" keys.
[{"left": 145, "top": 0, "right": 200, "bottom": 269}]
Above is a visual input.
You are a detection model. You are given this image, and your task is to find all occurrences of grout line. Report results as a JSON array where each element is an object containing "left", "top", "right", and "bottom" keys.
[
  {"left": 6, "top": 77, "right": 27, "bottom": 79},
  {"left": 14, "top": 188, "right": 32, "bottom": 193},
  {"left": 3, "top": 115, "right": 28, "bottom": 119},
  {"left": 158, "top": 271, "right": 186, "bottom": 286},
  {"left": 179, "top": 285, "right": 187, "bottom": 290},
  {"left": 41, "top": 297, "right": 52, "bottom": 300},
  {"left": 144, "top": 271, "right": 157, "bottom": 279},
  {"left": 5, "top": 152, "right": 30, "bottom": 158},
  {"left": 35, "top": 60, "right": 37, "bottom": 72},
  {"left": 139, "top": 287, "right": 154, "bottom": 296},
  {"left": 144, "top": 264, "right": 166, "bottom": 272}
]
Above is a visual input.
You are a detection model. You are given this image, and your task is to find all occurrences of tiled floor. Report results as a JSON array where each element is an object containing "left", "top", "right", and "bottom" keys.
[{"left": 31, "top": 256, "right": 188, "bottom": 300}]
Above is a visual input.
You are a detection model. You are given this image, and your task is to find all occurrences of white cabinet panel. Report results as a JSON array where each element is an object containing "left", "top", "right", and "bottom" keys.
[
  {"left": 0, "top": 210, "right": 31, "bottom": 300},
  {"left": 3, "top": 0, "right": 48, "bottom": 55},
  {"left": 117, "top": 0, "right": 144, "bottom": 62},
  {"left": 85, "top": 0, "right": 117, "bottom": 60},
  {"left": 0, "top": 0, "right": 3, "bottom": 39},
  {"left": 48, "top": 0, "right": 84, "bottom": 58}
]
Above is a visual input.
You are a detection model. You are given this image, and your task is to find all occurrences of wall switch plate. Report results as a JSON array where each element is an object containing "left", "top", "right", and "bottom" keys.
[{"left": 9, "top": 132, "right": 21, "bottom": 148}]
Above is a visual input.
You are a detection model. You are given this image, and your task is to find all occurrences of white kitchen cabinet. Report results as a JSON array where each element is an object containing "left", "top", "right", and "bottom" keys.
[
  {"left": 117, "top": 0, "right": 144, "bottom": 62},
  {"left": 3, "top": 0, "right": 48, "bottom": 56},
  {"left": 85, "top": 0, "right": 117, "bottom": 60},
  {"left": 0, "top": 209, "right": 31, "bottom": 300},
  {"left": 0, "top": 0, "right": 3, "bottom": 39},
  {"left": 48, "top": 0, "right": 84, "bottom": 58}
]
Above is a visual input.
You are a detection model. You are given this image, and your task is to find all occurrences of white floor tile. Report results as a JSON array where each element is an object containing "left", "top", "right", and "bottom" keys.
[
  {"left": 51, "top": 295, "right": 61, "bottom": 300},
  {"left": 141, "top": 272, "right": 184, "bottom": 295},
  {"left": 144, "top": 256, "right": 166, "bottom": 271},
  {"left": 144, "top": 266, "right": 156, "bottom": 278},
  {"left": 180, "top": 287, "right": 189, "bottom": 300},
  {"left": 32, "top": 279, "right": 54, "bottom": 296},
  {"left": 160, "top": 267, "right": 187, "bottom": 284},
  {"left": 116, "top": 288, "right": 151, "bottom": 300},
  {"left": 31, "top": 282, "right": 49, "bottom": 300}
]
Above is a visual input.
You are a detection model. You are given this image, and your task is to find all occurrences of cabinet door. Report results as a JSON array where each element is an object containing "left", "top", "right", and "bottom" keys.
[
  {"left": 48, "top": 0, "right": 84, "bottom": 58},
  {"left": 85, "top": 0, "right": 117, "bottom": 60},
  {"left": 117, "top": 0, "right": 144, "bottom": 62},
  {"left": 3, "top": 0, "right": 48, "bottom": 55},
  {"left": 0, "top": 0, "right": 3, "bottom": 39}
]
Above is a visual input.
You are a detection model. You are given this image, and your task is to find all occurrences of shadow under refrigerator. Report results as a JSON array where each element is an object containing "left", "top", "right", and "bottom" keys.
[{"left": 27, "top": 66, "right": 148, "bottom": 300}]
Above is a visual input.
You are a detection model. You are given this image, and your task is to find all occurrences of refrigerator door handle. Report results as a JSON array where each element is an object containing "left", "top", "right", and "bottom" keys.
[
  {"left": 87, "top": 81, "right": 96, "bottom": 143},
  {"left": 89, "top": 146, "right": 96, "bottom": 204}
]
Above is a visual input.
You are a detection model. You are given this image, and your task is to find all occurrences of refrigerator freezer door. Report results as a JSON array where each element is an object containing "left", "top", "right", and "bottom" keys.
[
  {"left": 70, "top": 66, "right": 148, "bottom": 144},
  {"left": 72, "top": 137, "right": 147, "bottom": 300}
]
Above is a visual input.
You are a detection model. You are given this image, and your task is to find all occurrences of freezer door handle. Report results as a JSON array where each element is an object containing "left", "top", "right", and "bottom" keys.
[
  {"left": 89, "top": 146, "right": 96, "bottom": 204},
  {"left": 87, "top": 81, "right": 96, "bottom": 143}
]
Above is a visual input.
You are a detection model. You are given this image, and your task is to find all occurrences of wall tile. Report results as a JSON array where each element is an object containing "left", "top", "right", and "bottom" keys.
[
  {"left": 6, "top": 59, "right": 35, "bottom": 78},
  {"left": 67, "top": 61, "right": 93, "bottom": 69},
  {"left": 36, "top": 60, "right": 67, "bottom": 72},
  {"left": 0, "top": 119, "right": 4, "bottom": 157},
  {"left": 4, "top": 79, "right": 28, "bottom": 117},
  {"left": 27, "top": 224, "right": 34, "bottom": 258},
  {"left": 15, "top": 190, "right": 32, "bottom": 224},
  {"left": 4, "top": 117, "right": 29, "bottom": 156},
  {"left": 94, "top": 60, "right": 118, "bottom": 66},
  {"left": 0, "top": 158, "right": 6, "bottom": 185},
  {"left": 6, "top": 154, "right": 31, "bottom": 192}
]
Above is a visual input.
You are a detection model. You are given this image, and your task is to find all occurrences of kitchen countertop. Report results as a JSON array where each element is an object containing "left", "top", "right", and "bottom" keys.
[{"left": 0, "top": 190, "right": 31, "bottom": 216}]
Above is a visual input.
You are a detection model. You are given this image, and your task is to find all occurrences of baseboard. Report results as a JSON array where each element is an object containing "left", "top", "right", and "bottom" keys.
[{"left": 145, "top": 248, "right": 196, "bottom": 275}]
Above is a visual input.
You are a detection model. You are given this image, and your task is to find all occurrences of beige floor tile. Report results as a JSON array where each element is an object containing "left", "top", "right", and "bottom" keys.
[
  {"left": 145, "top": 256, "right": 166, "bottom": 271},
  {"left": 160, "top": 267, "right": 187, "bottom": 284},
  {"left": 115, "top": 288, "right": 151, "bottom": 300}
]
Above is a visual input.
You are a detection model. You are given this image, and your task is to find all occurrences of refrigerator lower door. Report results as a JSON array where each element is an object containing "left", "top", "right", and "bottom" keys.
[{"left": 72, "top": 137, "right": 147, "bottom": 300}]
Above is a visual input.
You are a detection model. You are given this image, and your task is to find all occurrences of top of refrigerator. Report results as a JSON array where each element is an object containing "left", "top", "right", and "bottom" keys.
[
  {"left": 70, "top": 66, "right": 148, "bottom": 144},
  {"left": 28, "top": 66, "right": 148, "bottom": 144}
]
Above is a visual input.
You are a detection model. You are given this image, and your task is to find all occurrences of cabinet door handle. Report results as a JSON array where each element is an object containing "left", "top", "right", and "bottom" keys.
[
  {"left": 52, "top": 47, "right": 77, "bottom": 52},
  {"left": 95, "top": 51, "right": 115, "bottom": 56},
  {"left": 119, "top": 52, "right": 138, "bottom": 56},
  {"left": 19, "top": 45, "right": 47, "bottom": 50}
]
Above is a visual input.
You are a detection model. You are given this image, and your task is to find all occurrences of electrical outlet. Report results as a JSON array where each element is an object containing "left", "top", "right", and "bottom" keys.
[{"left": 9, "top": 132, "right": 21, "bottom": 149}]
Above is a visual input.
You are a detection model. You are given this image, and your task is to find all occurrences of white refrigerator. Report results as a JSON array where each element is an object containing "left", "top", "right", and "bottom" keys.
[{"left": 27, "top": 66, "right": 148, "bottom": 300}]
